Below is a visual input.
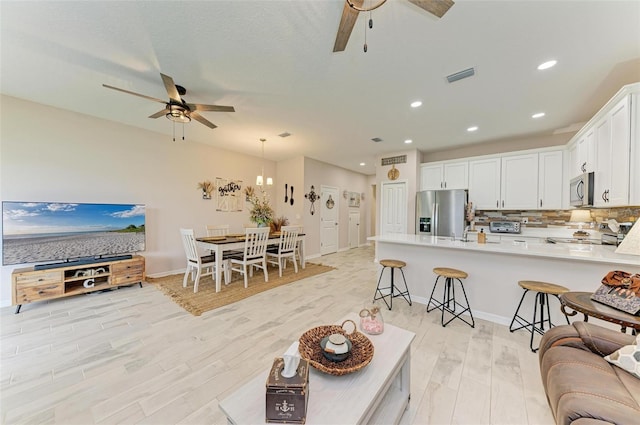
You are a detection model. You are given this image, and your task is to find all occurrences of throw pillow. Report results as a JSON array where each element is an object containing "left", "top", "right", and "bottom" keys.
[{"left": 604, "top": 334, "right": 640, "bottom": 379}]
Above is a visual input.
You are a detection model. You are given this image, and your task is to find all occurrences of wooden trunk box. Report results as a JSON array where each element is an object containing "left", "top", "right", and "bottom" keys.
[{"left": 266, "top": 357, "right": 309, "bottom": 424}]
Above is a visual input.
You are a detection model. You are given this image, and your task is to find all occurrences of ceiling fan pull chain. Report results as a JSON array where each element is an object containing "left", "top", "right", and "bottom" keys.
[
  {"left": 172, "top": 120, "right": 176, "bottom": 142},
  {"left": 363, "top": 15, "right": 368, "bottom": 52},
  {"left": 369, "top": 11, "right": 373, "bottom": 29},
  {"left": 182, "top": 122, "right": 185, "bottom": 141}
]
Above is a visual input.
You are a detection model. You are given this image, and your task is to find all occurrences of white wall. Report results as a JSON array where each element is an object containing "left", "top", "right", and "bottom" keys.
[
  {"left": 303, "top": 157, "right": 370, "bottom": 256},
  {"left": 0, "top": 96, "right": 370, "bottom": 306}
]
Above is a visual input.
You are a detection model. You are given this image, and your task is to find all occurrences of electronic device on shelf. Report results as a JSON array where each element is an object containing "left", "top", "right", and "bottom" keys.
[
  {"left": 489, "top": 221, "right": 521, "bottom": 234},
  {"left": 2, "top": 201, "right": 145, "bottom": 268}
]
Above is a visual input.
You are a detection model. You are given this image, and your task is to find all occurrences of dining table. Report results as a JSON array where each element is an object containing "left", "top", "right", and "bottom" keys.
[{"left": 196, "top": 232, "right": 306, "bottom": 292}]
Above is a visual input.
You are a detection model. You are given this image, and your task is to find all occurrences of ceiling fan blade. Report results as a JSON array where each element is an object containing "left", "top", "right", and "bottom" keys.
[
  {"left": 187, "top": 103, "right": 235, "bottom": 113},
  {"left": 160, "top": 73, "right": 183, "bottom": 104},
  {"left": 102, "top": 84, "right": 166, "bottom": 104},
  {"left": 333, "top": 0, "right": 363, "bottom": 52},
  {"left": 190, "top": 111, "right": 218, "bottom": 129},
  {"left": 148, "top": 108, "right": 168, "bottom": 119},
  {"left": 406, "top": 0, "right": 454, "bottom": 18}
]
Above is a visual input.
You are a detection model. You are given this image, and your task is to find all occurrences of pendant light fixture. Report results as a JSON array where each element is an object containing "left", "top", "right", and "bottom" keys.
[{"left": 256, "top": 138, "right": 273, "bottom": 186}]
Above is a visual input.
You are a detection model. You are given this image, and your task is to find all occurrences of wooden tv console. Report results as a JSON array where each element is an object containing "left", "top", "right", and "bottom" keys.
[{"left": 11, "top": 255, "right": 145, "bottom": 313}]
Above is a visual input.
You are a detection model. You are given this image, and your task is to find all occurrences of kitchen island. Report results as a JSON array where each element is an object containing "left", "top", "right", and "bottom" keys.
[{"left": 368, "top": 234, "right": 640, "bottom": 326}]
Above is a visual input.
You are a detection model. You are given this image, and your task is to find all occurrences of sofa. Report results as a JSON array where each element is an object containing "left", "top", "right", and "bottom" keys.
[{"left": 538, "top": 321, "right": 639, "bottom": 425}]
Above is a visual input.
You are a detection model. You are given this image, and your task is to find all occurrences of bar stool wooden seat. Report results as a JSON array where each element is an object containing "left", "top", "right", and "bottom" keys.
[
  {"left": 509, "top": 280, "right": 570, "bottom": 352},
  {"left": 427, "top": 267, "right": 475, "bottom": 328},
  {"left": 373, "top": 259, "right": 412, "bottom": 310}
]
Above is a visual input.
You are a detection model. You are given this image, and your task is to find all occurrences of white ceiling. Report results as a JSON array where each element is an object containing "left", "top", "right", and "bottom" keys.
[{"left": 1, "top": 1, "right": 639, "bottom": 175}]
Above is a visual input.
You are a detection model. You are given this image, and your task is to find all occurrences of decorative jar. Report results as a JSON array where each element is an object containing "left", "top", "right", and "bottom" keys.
[{"left": 359, "top": 304, "right": 384, "bottom": 335}]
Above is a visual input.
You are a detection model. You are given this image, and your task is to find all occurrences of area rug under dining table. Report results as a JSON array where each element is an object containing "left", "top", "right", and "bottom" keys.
[{"left": 147, "top": 262, "right": 334, "bottom": 316}]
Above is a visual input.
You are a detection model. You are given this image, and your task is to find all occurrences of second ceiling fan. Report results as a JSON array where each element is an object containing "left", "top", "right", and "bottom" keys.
[{"left": 333, "top": 0, "right": 455, "bottom": 52}]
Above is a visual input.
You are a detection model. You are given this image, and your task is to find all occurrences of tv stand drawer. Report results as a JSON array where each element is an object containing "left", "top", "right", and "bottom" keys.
[{"left": 16, "top": 282, "right": 64, "bottom": 304}]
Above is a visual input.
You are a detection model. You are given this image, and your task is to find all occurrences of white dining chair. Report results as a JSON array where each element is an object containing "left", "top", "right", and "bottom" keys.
[
  {"left": 266, "top": 226, "right": 300, "bottom": 277},
  {"left": 288, "top": 224, "right": 304, "bottom": 268},
  {"left": 228, "top": 227, "right": 270, "bottom": 288},
  {"left": 180, "top": 228, "right": 229, "bottom": 293},
  {"left": 205, "top": 224, "right": 230, "bottom": 237}
]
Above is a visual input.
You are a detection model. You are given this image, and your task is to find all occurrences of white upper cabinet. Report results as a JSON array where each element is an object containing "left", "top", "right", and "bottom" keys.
[
  {"left": 501, "top": 153, "right": 539, "bottom": 210},
  {"left": 468, "top": 157, "right": 501, "bottom": 209},
  {"left": 420, "top": 160, "right": 468, "bottom": 191},
  {"left": 569, "top": 129, "right": 595, "bottom": 178},
  {"left": 538, "top": 150, "right": 563, "bottom": 209},
  {"left": 594, "top": 96, "right": 630, "bottom": 207}
]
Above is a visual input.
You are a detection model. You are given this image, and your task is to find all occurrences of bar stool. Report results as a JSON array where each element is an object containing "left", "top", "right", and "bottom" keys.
[
  {"left": 509, "top": 280, "right": 570, "bottom": 352},
  {"left": 427, "top": 267, "right": 475, "bottom": 328},
  {"left": 373, "top": 259, "right": 412, "bottom": 310}
]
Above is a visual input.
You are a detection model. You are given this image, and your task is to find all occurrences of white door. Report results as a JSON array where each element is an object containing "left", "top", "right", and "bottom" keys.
[
  {"left": 380, "top": 181, "right": 407, "bottom": 235},
  {"left": 348, "top": 211, "right": 360, "bottom": 248},
  {"left": 320, "top": 185, "right": 339, "bottom": 255}
]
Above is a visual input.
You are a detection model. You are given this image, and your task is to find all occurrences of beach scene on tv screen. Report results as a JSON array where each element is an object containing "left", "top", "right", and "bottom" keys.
[{"left": 2, "top": 202, "right": 145, "bottom": 266}]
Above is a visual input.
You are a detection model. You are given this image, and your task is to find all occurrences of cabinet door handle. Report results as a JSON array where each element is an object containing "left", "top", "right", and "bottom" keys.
[
  {"left": 602, "top": 191, "right": 607, "bottom": 202},
  {"left": 502, "top": 200, "right": 504, "bottom": 208},
  {"left": 540, "top": 199, "right": 542, "bottom": 207},
  {"left": 440, "top": 182, "right": 443, "bottom": 188},
  {"left": 444, "top": 182, "right": 447, "bottom": 188},
  {"left": 496, "top": 200, "right": 499, "bottom": 208},
  {"left": 581, "top": 162, "right": 586, "bottom": 172}
]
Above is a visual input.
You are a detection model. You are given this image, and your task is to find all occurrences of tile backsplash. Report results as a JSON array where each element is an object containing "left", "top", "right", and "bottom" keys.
[{"left": 473, "top": 207, "right": 639, "bottom": 229}]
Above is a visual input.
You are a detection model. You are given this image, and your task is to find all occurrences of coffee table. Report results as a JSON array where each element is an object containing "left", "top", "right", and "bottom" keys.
[
  {"left": 218, "top": 313, "right": 415, "bottom": 424},
  {"left": 560, "top": 291, "right": 640, "bottom": 334}
]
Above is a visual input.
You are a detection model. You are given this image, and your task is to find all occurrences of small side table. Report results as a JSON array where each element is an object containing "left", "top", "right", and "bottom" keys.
[{"left": 560, "top": 291, "right": 640, "bottom": 335}]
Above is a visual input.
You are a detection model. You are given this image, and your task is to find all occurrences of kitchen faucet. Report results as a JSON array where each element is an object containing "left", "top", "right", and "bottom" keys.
[{"left": 462, "top": 225, "right": 470, "bottom": 242}]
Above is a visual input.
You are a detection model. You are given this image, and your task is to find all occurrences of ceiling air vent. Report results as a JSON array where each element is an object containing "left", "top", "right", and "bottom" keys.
[
  {"left": 381, "top": 155, "right": 407, "bottom": 166},
  {"left": 278, "top": 132, "right": 291, "bottom": 138},
  {"left": 371, "top": 137, "right": 383, "bottom": 143},
  {"left": 446, "top": 67, "right": 475, "bottom": 83}
]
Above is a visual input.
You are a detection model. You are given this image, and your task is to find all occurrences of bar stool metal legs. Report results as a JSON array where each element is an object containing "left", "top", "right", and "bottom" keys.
[
  {"left": 427, "top": 268, "right": 475, "bottom": 328},
  {"left": 509, "top": 280, "right": 570, "bottom": 352},
  {"left": 373, "top": 259, "right": 412, "bottom": 310}
]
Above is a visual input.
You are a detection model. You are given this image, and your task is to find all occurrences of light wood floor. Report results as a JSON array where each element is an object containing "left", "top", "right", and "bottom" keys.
[{"left": 1, "top": 246, "right": 555, "bottom": 424}]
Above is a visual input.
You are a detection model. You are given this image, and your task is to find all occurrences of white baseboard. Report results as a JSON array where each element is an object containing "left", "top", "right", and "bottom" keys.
[{"left": 401, "top": 296, "right": 512, "bottom": 327}]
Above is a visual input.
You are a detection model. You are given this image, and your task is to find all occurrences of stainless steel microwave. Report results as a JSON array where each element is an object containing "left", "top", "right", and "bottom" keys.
[{"left": 569, "top": 172, "right": 594, "bottom": 206}]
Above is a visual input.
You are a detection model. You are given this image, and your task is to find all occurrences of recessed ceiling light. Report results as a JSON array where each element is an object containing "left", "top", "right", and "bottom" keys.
[
  {"left": 537, "top": 60, "right": 557, "bottom": 70},
  {"left": 467, "top": 126, "right": 478, "bottom": 132},
  {"left": 410, "top": 101, "right": 422, "bottom": 108},
  {"left": 404, "top": 139, "right": 412, "bottom": 144},
  {"left": 360, "top": 162, "right": 366, "bottom": 166},
  {"left": 532, "top": 112, "right": 546, "bottom": 119}
]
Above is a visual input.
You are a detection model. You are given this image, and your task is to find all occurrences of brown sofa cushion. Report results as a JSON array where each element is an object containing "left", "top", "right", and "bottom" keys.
[{"left": 539, "top": 322, "right": 640, "bottom": 425}]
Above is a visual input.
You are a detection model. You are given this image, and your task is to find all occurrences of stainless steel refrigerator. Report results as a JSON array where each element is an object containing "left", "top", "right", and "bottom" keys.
[{"left": 416, "top": 189, "right": 468, "bottom": 238}]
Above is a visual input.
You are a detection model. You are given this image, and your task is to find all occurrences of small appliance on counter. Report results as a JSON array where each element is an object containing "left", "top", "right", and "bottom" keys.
[
  {"left": 601, "top": 222, "right": 634, "bottom": 246},
  {"left": 489, "top": 221, "right": 521, "bottom": 234}
]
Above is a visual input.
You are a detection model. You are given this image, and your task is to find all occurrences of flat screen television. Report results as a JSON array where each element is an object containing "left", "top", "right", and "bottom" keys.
[{"left": 2, "top": 201, "right": 145, "bottom": 268}]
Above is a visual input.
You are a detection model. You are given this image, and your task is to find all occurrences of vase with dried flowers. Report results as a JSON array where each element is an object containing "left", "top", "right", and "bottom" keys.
[
  {"left": 197, "top": 180, "right": 215, "bottom": 200},
  {"left": 270, "top": 216, "right": 289, "bottom": 233},
  {"left": 245, "top": 186, "right": 274, "bottom": 227}
]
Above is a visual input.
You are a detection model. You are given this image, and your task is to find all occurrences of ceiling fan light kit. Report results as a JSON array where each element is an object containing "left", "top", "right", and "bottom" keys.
[
  {"left": 102, "top": 72, "right": 235, "bottom": 140},
  {"left": 256, "top": 138, "right": 273, "bottom": 187}
]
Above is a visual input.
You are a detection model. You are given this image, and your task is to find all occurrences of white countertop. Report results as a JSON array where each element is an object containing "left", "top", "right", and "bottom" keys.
[{"left": 368, "top": 233, "right": 640, "bottom": 267}]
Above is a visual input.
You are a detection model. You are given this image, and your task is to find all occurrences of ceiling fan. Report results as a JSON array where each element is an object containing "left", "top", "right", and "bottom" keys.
[
  {"left": 333, "top": 0, "right": 454, "bottom": 52},
  {"left": 102, "top": 73, "right": 235, "bottom": 130}
]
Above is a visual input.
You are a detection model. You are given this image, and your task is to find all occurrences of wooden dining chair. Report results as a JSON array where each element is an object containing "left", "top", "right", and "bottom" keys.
[
  {"left": 180, "top": 228, "right": 229, "bottom": 293},
  {"left": 266, "top": 226, "right": 299, "bottom": 277},
  {"left": 288, "top": 224, "right": 304, "bottom": 268},
  {"left": 228, "top": 227, "right": 270, "bottom": 288}
]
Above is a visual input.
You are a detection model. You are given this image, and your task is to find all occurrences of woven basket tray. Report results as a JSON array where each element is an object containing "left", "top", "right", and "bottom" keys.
[{"left": 298, "top": 320, "right": 374, "bottom": 376}]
